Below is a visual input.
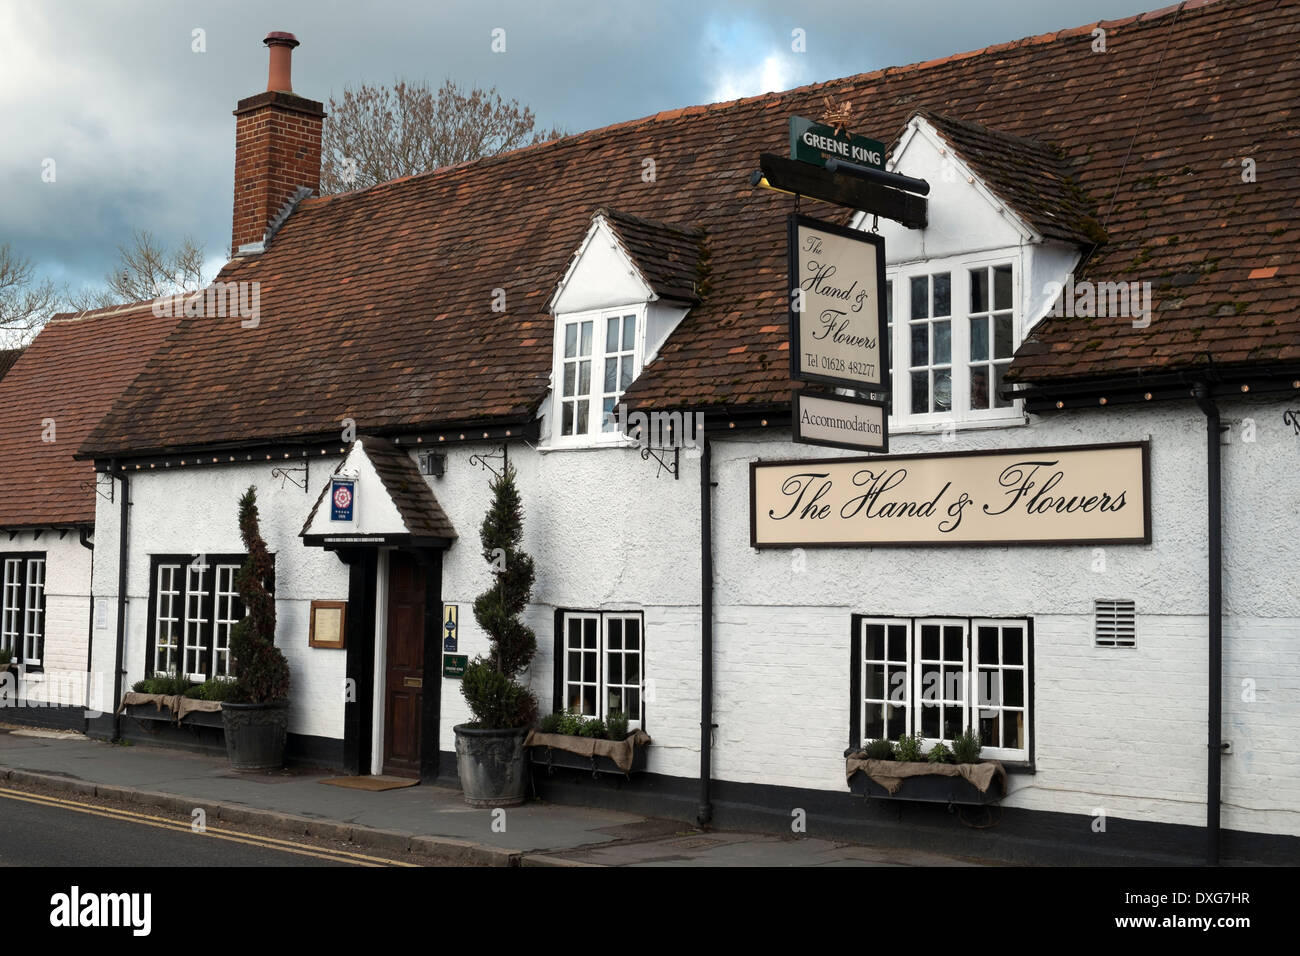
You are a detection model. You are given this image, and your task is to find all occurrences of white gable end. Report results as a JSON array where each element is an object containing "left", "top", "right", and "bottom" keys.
[
  {"left": 869, "top": 115, "right": 1034, "bottom": 265},
  {"left": 301, "top": 438, "right": 409, "bottom": 537},
  {"left": 550, "top": 217, "right": 654, "bottom": 314}
]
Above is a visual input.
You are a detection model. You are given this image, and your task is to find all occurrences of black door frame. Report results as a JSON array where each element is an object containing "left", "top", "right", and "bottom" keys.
[{"left": 336, "top": 543, "right": 444, "bottom": 781}]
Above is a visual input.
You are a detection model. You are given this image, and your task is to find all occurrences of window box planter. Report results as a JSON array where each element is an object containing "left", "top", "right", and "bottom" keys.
[
  {"left": 117, "top": 693, "right": 225, "bottom": 728},
  {"left": 118, "top": 692, "right": 183, "bottom": 723},
  {"left": 845, "top": 756, "right": 1007, "bottom": 806},
  {"left": 525, "top": 729, "right": 651, "bottom": 778}
]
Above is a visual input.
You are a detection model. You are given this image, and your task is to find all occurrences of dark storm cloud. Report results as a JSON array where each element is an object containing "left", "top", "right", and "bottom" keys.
[{"left": 0, "top": 0, "right": 1167, "bottom": 294}]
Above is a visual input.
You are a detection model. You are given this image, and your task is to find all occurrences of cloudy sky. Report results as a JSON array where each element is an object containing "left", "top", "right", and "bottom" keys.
[{"left": 1, "top": 0, "right": 1171, "bottom": 297}]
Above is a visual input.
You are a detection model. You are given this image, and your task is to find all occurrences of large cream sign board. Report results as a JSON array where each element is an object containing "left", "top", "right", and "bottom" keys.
[{"left": 750, "top": 442, "right": 1150, "bottom": 547}]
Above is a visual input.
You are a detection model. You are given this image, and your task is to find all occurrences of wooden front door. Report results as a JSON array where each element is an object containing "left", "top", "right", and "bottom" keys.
[{"left": 383, "top": 551, "right": 425, "bottom": 777}]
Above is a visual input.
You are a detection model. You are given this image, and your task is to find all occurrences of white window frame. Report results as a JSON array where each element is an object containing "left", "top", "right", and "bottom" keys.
[
  {"left": 549, "top": 305, "right": 647, "bottom": 446},
  {"left": 884, "top": 252, "right": 1024, "bottom": 431},
  {"left": 1, "top": 555, "right": 46, "bottom": 669},
  {"left": 152, "top": 557, "right": 245, "bottom": 681},
  {"left": 560, "top": 610, "right": 645, "bottom": 729},
  {"left": 857, "top": 615, "right": 1030, "bottom": 763}
]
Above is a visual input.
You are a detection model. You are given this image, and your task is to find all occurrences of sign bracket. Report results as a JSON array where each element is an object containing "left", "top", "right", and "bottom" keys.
[
  {"left": 271, "top": 460, "right": 308, "bottom": 492},
  {"left": 639, "top": 443, "right": 680, "bottom": 480},
  {"left": 468, "top": 444, "right": 508, "bottom": 480},
  {"left": 755, "top": 153, "right": 928, "bottom": 230}
]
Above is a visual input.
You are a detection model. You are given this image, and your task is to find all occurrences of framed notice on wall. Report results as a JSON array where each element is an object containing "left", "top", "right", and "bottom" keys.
[
  {"left": 309, "top": 600, "right": 347, "bottom": 649},
  {"left": 788, "top": 214, "right": 889, "bottom": 393}
]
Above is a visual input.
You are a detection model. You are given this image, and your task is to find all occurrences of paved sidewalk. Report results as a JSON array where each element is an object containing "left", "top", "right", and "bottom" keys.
[{"left": 0, "top": 728, "right": 986, "bottom": 867}]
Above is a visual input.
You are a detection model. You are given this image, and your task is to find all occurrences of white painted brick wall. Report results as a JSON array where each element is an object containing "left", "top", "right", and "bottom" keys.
[
  {"left": 88, "top": 396, "right": 1300, "bottom": 839},
  {"left": 1, "top": 531, "right": 91, "bottom": 707}
]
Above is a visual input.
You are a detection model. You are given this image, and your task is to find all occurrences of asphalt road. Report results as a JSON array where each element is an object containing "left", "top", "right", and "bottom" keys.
[{"left": 0, "top": 783, "right": 416, "bottom": 867}]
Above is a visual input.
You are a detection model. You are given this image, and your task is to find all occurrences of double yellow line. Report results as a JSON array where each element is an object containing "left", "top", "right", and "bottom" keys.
[{"left": 0, "top": 785, "right": 418, "bottom": 867}]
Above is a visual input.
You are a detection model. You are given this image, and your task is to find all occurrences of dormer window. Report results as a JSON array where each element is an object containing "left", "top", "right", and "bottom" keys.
[
  {"left": 556, "top": 306, "right": 644, "bottom": 439},
  {"left": 546, "top": 207, "right": 705, "bottom": 448},
  {"left": 887, "top": 257, "right": 1021, "bottom": 426},
  {"left": 867, "top": 110, "right": 1105, "bottom": 433}
]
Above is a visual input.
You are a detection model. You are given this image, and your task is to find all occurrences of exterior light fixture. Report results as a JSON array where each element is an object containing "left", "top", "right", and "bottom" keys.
[{"left": 419, "top": 451, "right": 446, "bottom": 478}]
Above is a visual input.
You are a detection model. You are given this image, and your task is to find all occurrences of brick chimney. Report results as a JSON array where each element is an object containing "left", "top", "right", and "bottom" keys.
[{"left": 231, "top": 32, "right": 324, "bottom": 255}]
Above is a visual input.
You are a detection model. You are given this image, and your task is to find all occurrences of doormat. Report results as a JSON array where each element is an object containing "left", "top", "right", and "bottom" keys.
[{"left": 319, "top": 775, "right": 419, "bottom": 792}]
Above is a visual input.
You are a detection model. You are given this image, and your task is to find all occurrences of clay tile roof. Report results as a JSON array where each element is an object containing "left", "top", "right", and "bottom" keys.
[
  {"left": 598, "top": 207, "right": 707, "bottom": 304},
  {"left": 0, "top": 348, "right": 25, "bottom": 381},
  {"left": 362, "top": 437, "right": 457, "bottom": 540},
  {"left": 0, "top": 301, "right": 182, "bottom": 527},
  {"left": 913, "top": 111, "right": 1106, "bottom": 247},
  {"left": 80, "top": 0, "right": 1296, "bottom": 450}
]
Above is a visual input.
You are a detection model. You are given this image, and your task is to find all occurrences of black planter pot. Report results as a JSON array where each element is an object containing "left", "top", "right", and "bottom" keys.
[
  {"left": 221, "top": 700, "right": 288, "bottom": 771},
  {"left": 453, "top": 724, "right": 529, "bottom": 807}
]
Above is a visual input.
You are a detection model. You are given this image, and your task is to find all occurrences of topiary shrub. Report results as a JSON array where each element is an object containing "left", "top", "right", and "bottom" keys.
[
  {"left": 227, "top": 487, "right": 289, "bottom": 704},
  {"left": 862, "top": 738, "right": 894, "bottom": 761},
  {"left": 578, "top": 717, "right": 607, "bottom": 739},
  {"left": 951, "top": 727, "right": 983, "bottom": 764},
  {"left": 893, "top": 731, "right": 926, "bottom": 762},
  {"left": 461, "top": 463, "right": 538, "bottom": 729}
]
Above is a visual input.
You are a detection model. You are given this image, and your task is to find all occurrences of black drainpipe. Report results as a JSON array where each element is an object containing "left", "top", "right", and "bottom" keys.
[
  {"left": 106, "top": 462, "right": 130, "bottom": 741},
  {"left": 698, "top": 437, "right": 715, "bottom": 825},
  {"left": 78, "top": 527, "right": 94, "bottom": 723},
  {"left": 1192, "top": 382, "right": 1223, "bottom": 866}
]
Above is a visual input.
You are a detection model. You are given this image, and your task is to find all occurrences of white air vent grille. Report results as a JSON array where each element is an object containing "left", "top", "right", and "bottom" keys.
[{"left": 1095, "top": 599, "right": 1136, "bottom": 647}]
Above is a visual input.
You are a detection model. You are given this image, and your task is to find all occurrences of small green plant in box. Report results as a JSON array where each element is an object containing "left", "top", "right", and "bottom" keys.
[
  {"left": 537, "top": 711, "right": 562, "bottom": 734},
  {"left": 605, "top": 711, "right": 629, "bottom": 740},
  {"left": 183, "top": 677, "right": 239, "bottom": 701},
  {"left": 0, "top": 647, "right": 12, "bottom": 667},
  {"left": 577, "top": 717, "right": 608, "bottom": 739},
  {"left": 862, "top": 738, "right": 894, "bottom": 761},
  {"left": 951, "top": 727, "right": 983, "bottom": 764},
  {"left": 132, "top": 674, "right": 195, "bottom": 696},
  {"left": 893, "top": 731, "right": 926, "bottom": 762},
  {"left": 926, "top": 741, "right": 954, "bottom": 764}
]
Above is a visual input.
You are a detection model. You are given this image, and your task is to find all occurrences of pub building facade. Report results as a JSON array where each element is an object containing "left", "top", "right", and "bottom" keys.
[{"left": 79, "top": 1, "right": 1298, "bottom": 864}]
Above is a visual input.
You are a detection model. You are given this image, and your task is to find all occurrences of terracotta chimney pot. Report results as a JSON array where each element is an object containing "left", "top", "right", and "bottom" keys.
[{"left": 264, "top": 31, "right": 300, "bottom": 93}]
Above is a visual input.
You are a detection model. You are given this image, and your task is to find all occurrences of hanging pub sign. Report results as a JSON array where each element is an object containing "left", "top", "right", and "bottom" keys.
[
  {"left": 788, "top": 214, "right": 888, "bottom": 394},
  {"left": 751, "top": 441, "right": 1150, "bottom": 548},
  {"left": 789, "top": 116, "right": 886, "bottom": 170},
  {"left": 329, "top": 477, "right": 355, "bottom": 522},
  {"left": 793, "top": 390, "right": 888, "bottom": 453}
]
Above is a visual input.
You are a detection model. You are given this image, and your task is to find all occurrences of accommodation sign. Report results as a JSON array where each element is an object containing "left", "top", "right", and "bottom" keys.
[
  {"left": 789, "top": 116, "right": 885, "bottom": 169},
  {"left": 788, "top": 214, "right": 888, "bottom": 393},
  {"left": 793, "top": 390, "right": 888, "bottom": 453},
  {"left": 750, "top": 442, "right": 1150, "bottom": 547}
]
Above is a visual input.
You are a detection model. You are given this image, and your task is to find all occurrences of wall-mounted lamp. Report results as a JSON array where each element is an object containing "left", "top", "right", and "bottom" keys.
[{"left": 419, "top": 451, "right": 446, "bottom": 477}]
